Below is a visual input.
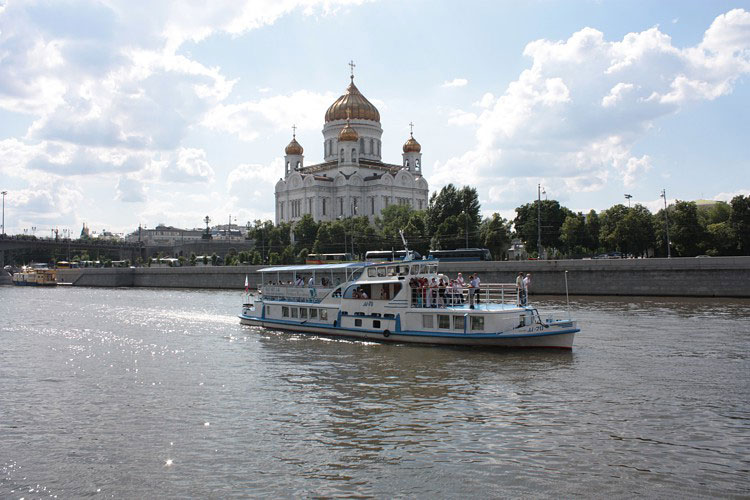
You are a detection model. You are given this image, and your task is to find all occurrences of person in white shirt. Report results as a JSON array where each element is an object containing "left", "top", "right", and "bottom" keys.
[
  {"left": 523, "top": 273, "right": 532, "bottom": 305},
  {"left": 308, "top": 276, "right": 316, "bottom": 299},
  {"left": 516, "top": 272, "right": 525, "bottom": 305}
]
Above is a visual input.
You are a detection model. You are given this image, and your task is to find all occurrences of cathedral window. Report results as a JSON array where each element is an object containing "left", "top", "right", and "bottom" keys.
[
  {"left": 352, "top": 198, "right": 358, "bottom": 215},
  {"left": 279, "top": 202, "right": 284, "bottom": 220},
  {"left": 339, "top": 197, "right": 344, "bottom": 216},
  {"left": 322, "top": 198, "right": 327, "bottom": 216},
  {"left": 418, "top": 199, "right": 423, "bottom": 210},
  {"left": 360, "top": 138, "right": 365, "bottom": 153},
  {"left": 339, "top": 148, "right": 344, "bottom": 164},
  {"left": 370, "top": 138, "right": 374, "bottom": 154},
  {"left": 370, "top": 197, "right": 375, "bottom": 215},
  {"left": 405, "top": 159, "right": 409, "bottom": 168},
  {"left": 352, "top": 148, "right": 357, "bottom": 163},
  {"left": 377, "top": 141, "right": 381, "bottom": 156},
  {"left": 296, "top": 161, "right": 301, "bottom": 170},
  {"left": 383, "top": 195, "right": 389, "bottom": 208}
]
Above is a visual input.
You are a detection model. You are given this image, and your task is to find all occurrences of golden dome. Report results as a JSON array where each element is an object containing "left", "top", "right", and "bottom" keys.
[
  {"left": 285, "top": 136, "right": 303, "bottom": 155},
  {"left": 325, "top": 77, "right": 380, "bottom": 123},
  {"left": 338, "top": 119, "right": 359, "bottom": 142},
  {"left": 403, "top": 133, "right": 421, "bottom": 153}
]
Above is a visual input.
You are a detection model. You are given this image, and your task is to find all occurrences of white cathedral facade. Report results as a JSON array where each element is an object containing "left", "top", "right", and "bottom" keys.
[{"left": 275, "top": 72, "right": 429, "bottom": 225}]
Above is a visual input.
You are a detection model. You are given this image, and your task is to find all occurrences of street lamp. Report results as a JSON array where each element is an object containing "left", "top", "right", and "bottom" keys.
[
  {"left": 537, "top": 184, "right": 543, "bottom": 259},
  {"left": 660, "top": 189, "right": 671, "bottom": 258},
  {"left": 1, "top": 190, "right": 7, "bottom": 236}
]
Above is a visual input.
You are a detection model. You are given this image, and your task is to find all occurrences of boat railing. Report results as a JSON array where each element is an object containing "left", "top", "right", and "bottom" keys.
[
  {"left": 408, "top": 283, "right": 520, "bottom": 308},
  {"left": 260, "top": 284, "right": 336, "bottom": 303}
]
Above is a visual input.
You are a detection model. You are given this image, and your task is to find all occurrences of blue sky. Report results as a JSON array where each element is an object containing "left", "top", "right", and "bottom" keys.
[{"left": 1, "top": 0, "right": 748, "bottom": 237}]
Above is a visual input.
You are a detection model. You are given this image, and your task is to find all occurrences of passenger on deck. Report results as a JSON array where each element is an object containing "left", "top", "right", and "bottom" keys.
[
  {"left": 437, "top": 278, "right": 446, "bottom": 307},
  {"left": 380, "top": 287, "right": 389, "bottom": 300},
  {"left": 516, "top": 272, "right": 525, "bottom": 305}
]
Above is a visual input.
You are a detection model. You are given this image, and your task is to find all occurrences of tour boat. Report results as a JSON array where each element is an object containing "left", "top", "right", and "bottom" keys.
[
  {"left": 238, "top": 259, "right": 578, "bottom": 349},
  {"left": 11, "top": 267, "right": 58, "bottom": 286}
]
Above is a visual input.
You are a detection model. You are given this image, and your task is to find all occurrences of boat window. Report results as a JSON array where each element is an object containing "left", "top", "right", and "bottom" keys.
[
  {"left": 282, "top": 306, "right": 289, "bottom": 318},
  {"left": 310, "top": 308, "right": 318, "bottom": 319},
  {"left": 387, "top": 266, "right": 396, "bottom": 276},
  {"left": 300, "top": 308, "right": 307, "bottom": 319},
  {"left": 265, "top": 306, "right": 272, "bottom": 316},
  {"left": 320, "top": 309, "right": 328, "bottom": 321},
  {"left": 377, "top": 267, "right": 386, "bottom": 277},
  {"left": 398, "top": 265, "right": 409, "bottom": 276},
  {"left": 453, "top": 315, "right": 465, "bottom": 330},
  {"left": 410, "top": 264, "right": 420, "bottom": 275},
  {"left": 429, "top": 265, "right": 438, "bottom": 274},
  {"left": 291, "top": 308, "right": 298, "bottom": 318},
  {"left": 373, "top": 320, "right": 381, "bottom": 328},
  {"left": 422, "top": 315, "right": 433, "bottom": 328},
  {"left": 355, "top": 318, "right": 362, "bottom": 327},
  {"left": 332, "top": 286, "right": 342, "bottom": 297},
  {"left": 470, "top": 316, "right": 484, "bottom": 331},
  {"left": 368, "top": 268, "right": 377, "bottom": 277},
  {"left": 438, "top": 315, "right": 450, "bottom": 329},
  {"left": 419, "top": 264, "right": 428, "bottom": 274},
  {"left": 384, "top": 313, "right": 395, "bottom": 318}
]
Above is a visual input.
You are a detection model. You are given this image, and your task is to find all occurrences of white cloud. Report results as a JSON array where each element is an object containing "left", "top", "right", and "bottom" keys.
[
  {"left": 202, "top": 90, "right": 336, "bottom": 141},
  {"left": 437, "top": 9, "right": 750, "bottom": 210},
  {"left": 227, "top": 159, "right": 284, "bottom": 196},
  {"left": 115, "top": 176, "right": 147, "bottom": 203},
  {"left": 161, "top": 148, "right": 215, "bottom": 183},
  {"left": 442, "top": 78, "right": 468, "bottom": 88}
]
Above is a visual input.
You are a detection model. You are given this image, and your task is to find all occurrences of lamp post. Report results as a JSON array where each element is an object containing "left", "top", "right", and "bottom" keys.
[
  {"left": 660, "top": 189, "right": 671, "bottom": 258},
  {"left": 1, "top": 190, "right": 6, "bottom": 236},
  {"left": 537, "top": 184, "right": 543, "bottom": 260},
  {"left": 624, "top": 194, "right": 632, "bottom": 208}
]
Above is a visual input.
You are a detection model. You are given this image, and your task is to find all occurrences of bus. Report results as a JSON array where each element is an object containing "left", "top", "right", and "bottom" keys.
[
  {"left": 364, "top": 250, "right": 422, "bottom": 262},
  {"left": 427, "top": 248, "right": 492, "bottom": 261},
  {"left": 305, "top": 253, "right": 354, "bottom": 265}
]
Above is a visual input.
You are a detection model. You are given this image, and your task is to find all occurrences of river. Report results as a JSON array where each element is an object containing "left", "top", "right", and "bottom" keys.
[{"left": 0, "top": 286, "right": 748, "bottom": 498}]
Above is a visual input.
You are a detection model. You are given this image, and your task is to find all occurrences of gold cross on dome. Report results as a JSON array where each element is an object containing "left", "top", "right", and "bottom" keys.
[
  {"left": 348, "top": 60, "right": 356, "bottom": 78},
  {"left": 409, "top": 121, "right": 414, "bottom": 135},
  {"left": 292, "top": 124, "right": 297, "bottom": 137}
]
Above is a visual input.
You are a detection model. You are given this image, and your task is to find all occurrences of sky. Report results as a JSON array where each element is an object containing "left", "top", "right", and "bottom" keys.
[{"left": 0, "top": 0, "right": 749, "bottom": 237}]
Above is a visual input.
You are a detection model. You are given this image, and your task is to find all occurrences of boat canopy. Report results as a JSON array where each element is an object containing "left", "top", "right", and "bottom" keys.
[{"left": 256, "top": 262, "right": 365, "bottom": 273}]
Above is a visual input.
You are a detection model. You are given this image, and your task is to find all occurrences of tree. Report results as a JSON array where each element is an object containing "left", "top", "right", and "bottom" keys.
[
  {"left": 376, "top": 204, "right": 415, "bottom": 251},
  {"left": 584, "top": 210, "right": 600, "bottom": 252},
  {"left": 480, "top": 213, "right": 512, "bottom": 260},
  {"left": 189, "top": 252, "right": 197, "bottom": 266},
  {"left": 426, "top": 184, "right": 481, "bottom": 248},
  {"left": 293, "top": 215, "right": 319, "bottom": 253},
  {"left": 210, "top": 253, "right": 218, "bottom": 266},
  {"left": 670, "top": 200, "right": 705, "bottom": 257},
  {"left": 729, "top": 195, "right": 750, "bottom": 254},
  {"left": 598, "top": 204, "right": 629, "bottom": 255},
  {"left": 513, "top": 200, "right": 572, "bottom": 255},
  {"left": 560, "top": 213, "right": 587, "bottom": 256},
  {"left": 622, "top": 204, "right": 655, "bottom": 257}
]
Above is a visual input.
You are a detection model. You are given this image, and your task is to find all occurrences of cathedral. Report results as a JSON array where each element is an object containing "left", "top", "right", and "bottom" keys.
[{"left": 275, "top": 67, "right": 429, "bottom": 225}]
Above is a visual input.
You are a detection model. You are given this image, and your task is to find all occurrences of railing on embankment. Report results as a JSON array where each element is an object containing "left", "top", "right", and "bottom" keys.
[{"left": 54, "top": 256, "right": 750, "bottom": 297}]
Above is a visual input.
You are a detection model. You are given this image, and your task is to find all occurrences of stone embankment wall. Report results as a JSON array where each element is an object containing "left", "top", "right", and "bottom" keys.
[{"left": 55, "top": 256, "right": 750, "bottom": 297}]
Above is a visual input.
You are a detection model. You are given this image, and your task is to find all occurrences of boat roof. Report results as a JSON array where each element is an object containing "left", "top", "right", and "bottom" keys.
[{"left": 257, "top": 262, "right": 365, "bottom": 273}]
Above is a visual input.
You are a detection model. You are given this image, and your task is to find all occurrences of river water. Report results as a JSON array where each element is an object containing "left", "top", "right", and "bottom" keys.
[{"left": 0, "top": 286, "right": 748, "bottom": 498}]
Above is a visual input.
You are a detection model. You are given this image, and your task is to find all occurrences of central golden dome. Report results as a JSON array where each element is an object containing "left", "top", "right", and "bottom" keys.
[{"left": 325, "top": 77, "right": 380, "bottom": 123}]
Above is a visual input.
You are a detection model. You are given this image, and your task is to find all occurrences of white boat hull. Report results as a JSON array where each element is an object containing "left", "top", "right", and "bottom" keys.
[{"left": 238, "top": 315, "right": 577, "bottom": 349}]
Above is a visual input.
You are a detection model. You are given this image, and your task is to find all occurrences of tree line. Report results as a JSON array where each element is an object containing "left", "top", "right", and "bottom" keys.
[{"left": 232, "top": 187, "right": 748, "bottom": 265}]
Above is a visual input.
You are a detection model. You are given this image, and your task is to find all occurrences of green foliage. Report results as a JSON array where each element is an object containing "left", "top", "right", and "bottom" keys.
[
  {"left": 426, "top": 184, "right": 481, "bottom": 248},
  {"left": 670, "top": 201, "right": 705, "bottom": 257},
  {"left": 293, "top": 215, "right": 319, "bottom": 253},
  {"left": 560, "top": 213, "right": 587, "bottom": 255},
  {"left": 729, "top": 195, "right": 750, "bottom": 254},
  {"left": 480, "top": 213, "right": 512, "bottom": 260},
  {"left": 210, "top": 253, "right": 218, "bottom": 266},
  {"left": 514, "top": 200, "right": 572, "bottom": 254},
  {"left": 189, "top": 252, "right": 197, "bottom": 266},
  {"left": 268, "top": 251, "right": 281, "bottom": 265}
]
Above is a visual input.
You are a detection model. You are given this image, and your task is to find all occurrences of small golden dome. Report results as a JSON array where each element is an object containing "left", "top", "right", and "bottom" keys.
[
  {"left": 403, "top": 133, "right": 421, "bottom": 153},
  {"left": 338, "top": 119, "right": 359, "bottom": 142},
  {"left": 325, "top": 77, "right": 380, "bottom": 123},
  {"left": 285, "top": 136, "right": 303, "bottom": 155}
]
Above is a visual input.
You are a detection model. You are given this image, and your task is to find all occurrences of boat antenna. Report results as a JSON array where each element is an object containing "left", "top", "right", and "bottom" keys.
[
  {"left": 399, "top": 229, "right": 413, "bottom": 262},
  {"left": 564, "top": 270, "right": 571, "bottom": 320}
]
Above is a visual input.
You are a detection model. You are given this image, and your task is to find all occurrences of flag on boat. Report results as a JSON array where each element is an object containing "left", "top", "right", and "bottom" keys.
[{"left": 244, "top": 275, "right": 249, "bottom": 293}]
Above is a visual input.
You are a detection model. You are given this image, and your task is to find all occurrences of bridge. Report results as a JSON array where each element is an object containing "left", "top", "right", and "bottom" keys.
[
  {"left": 0, "top": 236, "right": 258, "bottom": 268},
  {"left": 0, "top": 236, "right": 145, "bottom": 267}
]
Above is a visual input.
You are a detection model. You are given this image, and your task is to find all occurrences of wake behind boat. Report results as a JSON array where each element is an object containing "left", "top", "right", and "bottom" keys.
[{"left": 238, "top": 259, "right": 579, "bottom": 349}]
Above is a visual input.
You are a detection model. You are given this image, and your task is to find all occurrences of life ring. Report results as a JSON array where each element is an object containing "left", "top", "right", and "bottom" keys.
[{"left": 383, "top": 329, "right": 391, "bottom": 338}]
